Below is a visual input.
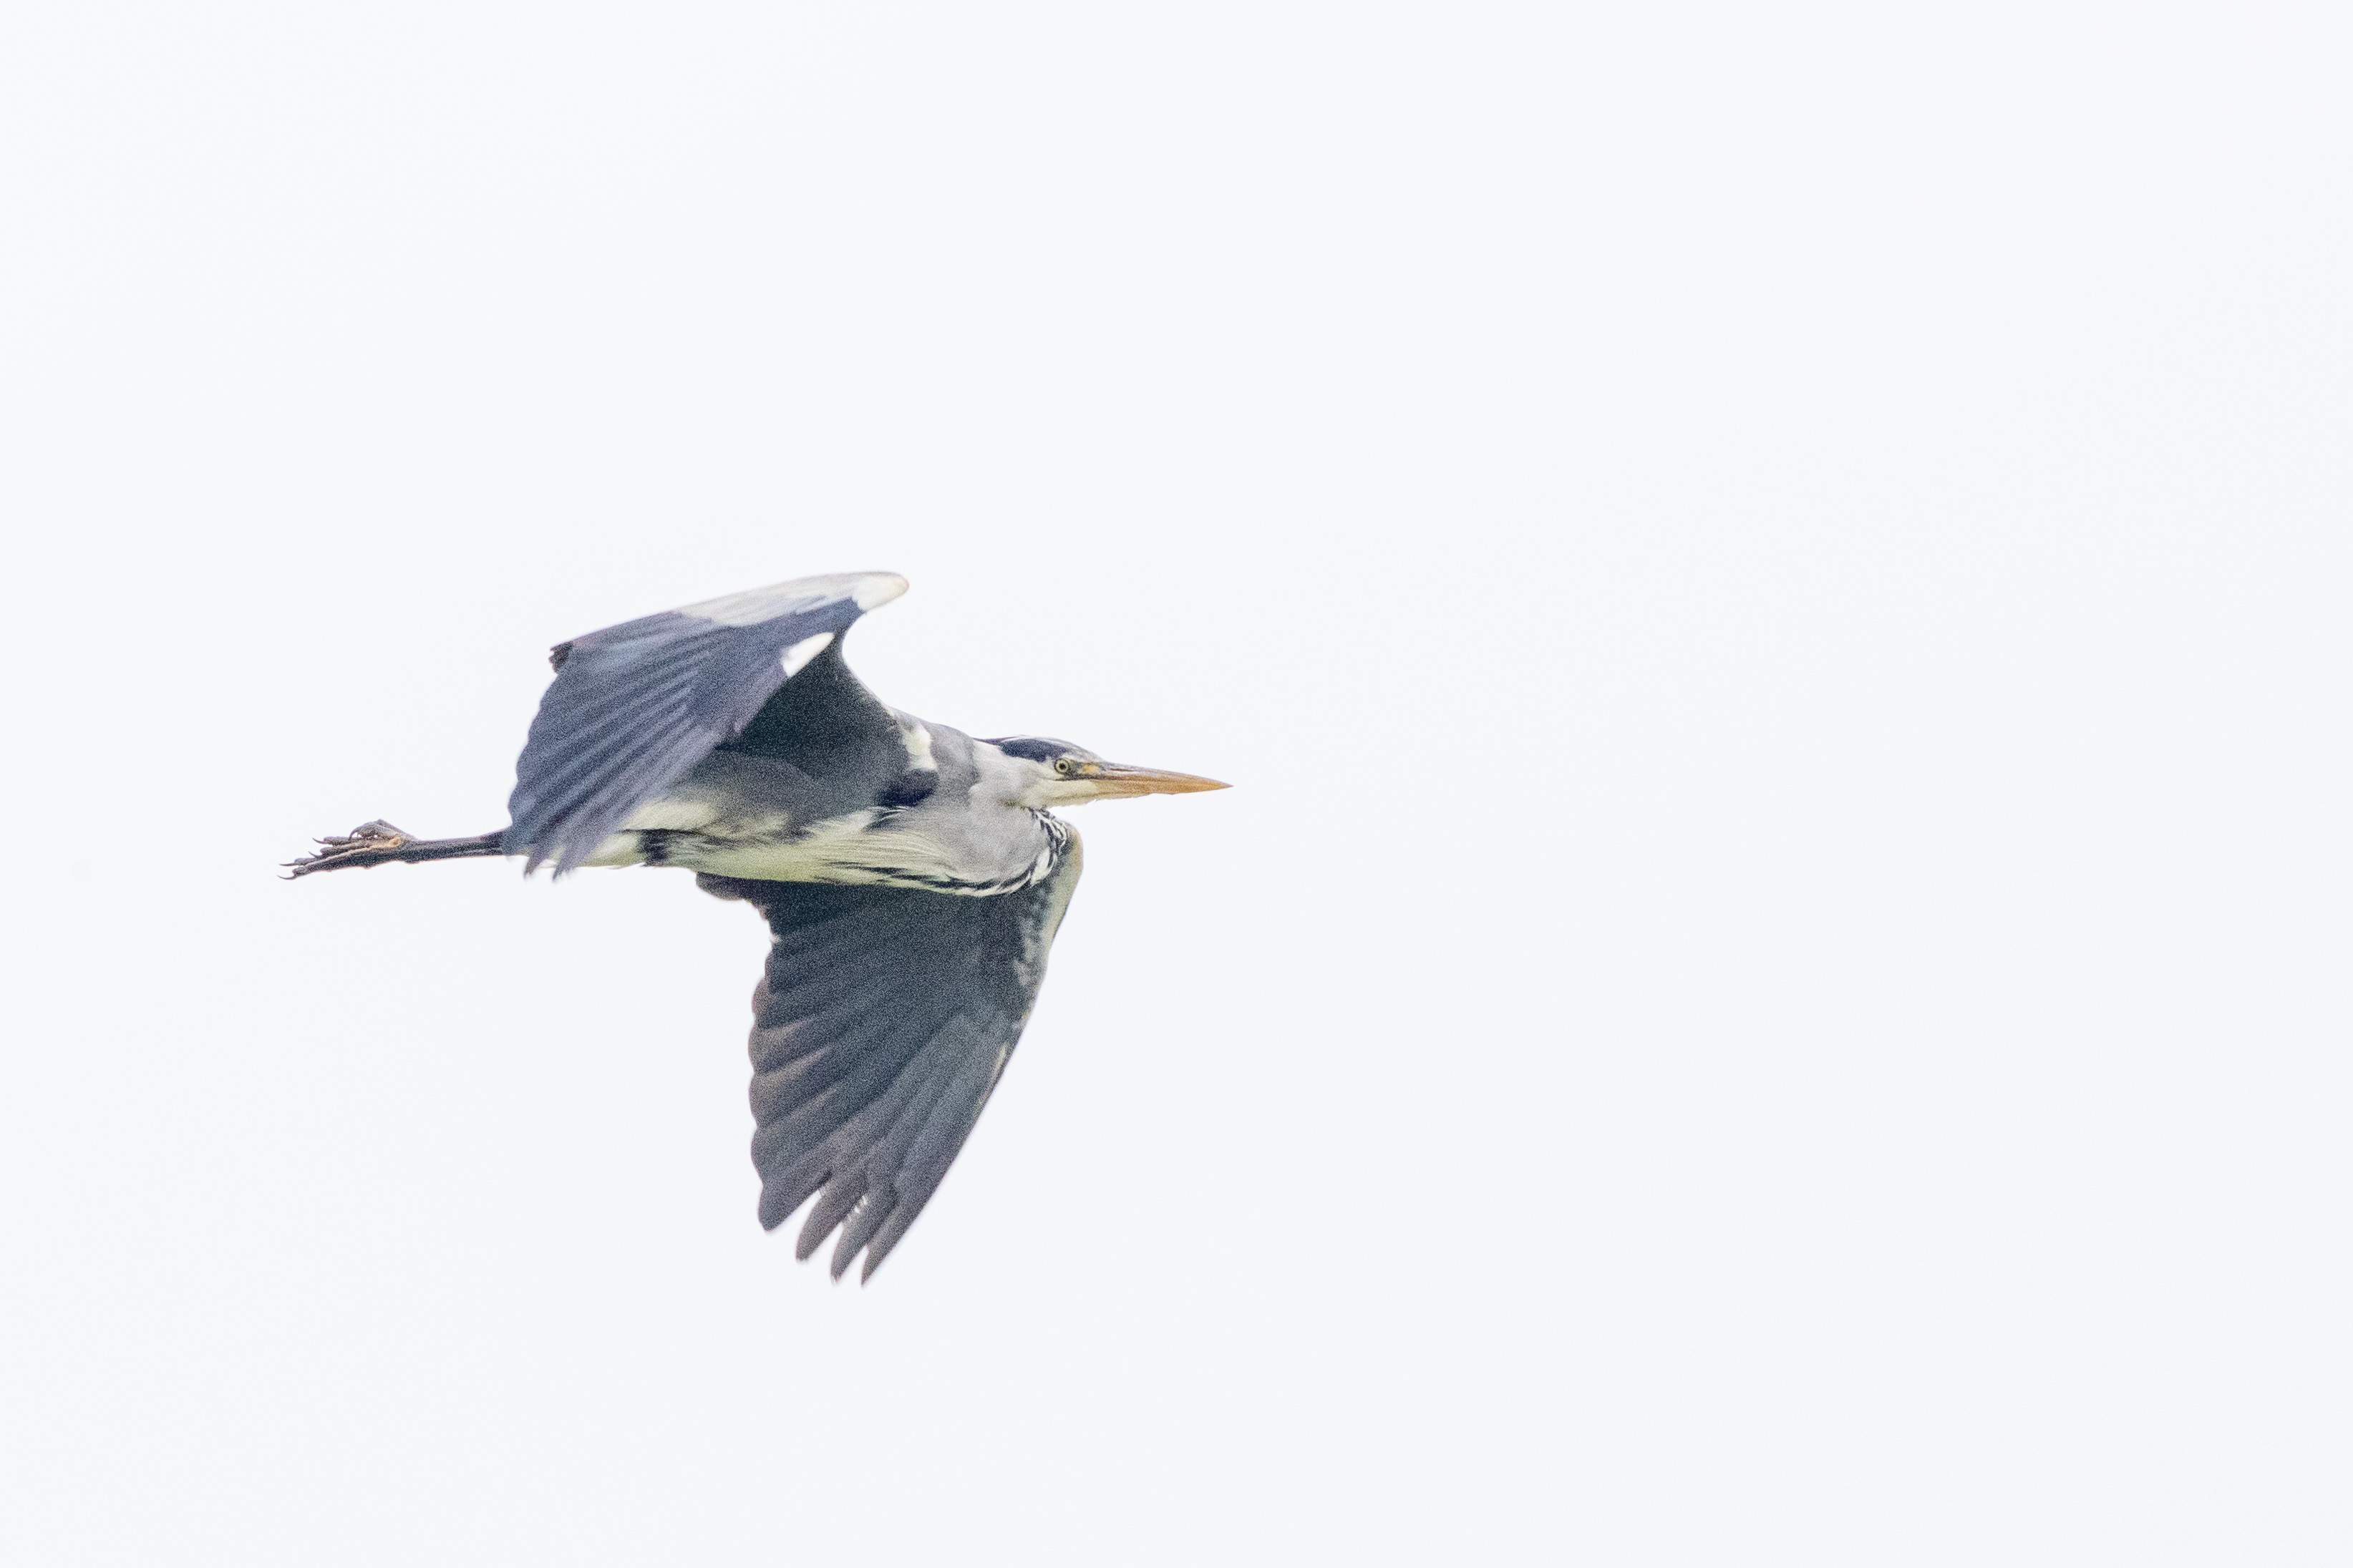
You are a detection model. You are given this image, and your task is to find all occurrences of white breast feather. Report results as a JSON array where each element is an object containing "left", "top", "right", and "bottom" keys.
[{"left": 620, "top": 797, "right": 726, "bottom": 832}]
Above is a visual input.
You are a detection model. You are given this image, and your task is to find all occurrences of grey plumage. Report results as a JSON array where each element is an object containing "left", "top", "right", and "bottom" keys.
[
  {"left": 507, "top": 574, "right": 898, "bottom": 874},
  {"left": 288, "top": 571, "right": 1223, "bottom": 1280},
  {"left": 709, "top": 844, "right": 1081, "bottom": 1280}
]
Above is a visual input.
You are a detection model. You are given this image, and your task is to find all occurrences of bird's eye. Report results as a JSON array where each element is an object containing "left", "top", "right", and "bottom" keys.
[{"left": 1054, "top": 757, "right": 1077, "bottom": 776}]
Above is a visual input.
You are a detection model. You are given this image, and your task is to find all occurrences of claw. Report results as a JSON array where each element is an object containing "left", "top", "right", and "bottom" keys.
[{"left": 283, "top": 820, "right": 416, "bottom": 877}]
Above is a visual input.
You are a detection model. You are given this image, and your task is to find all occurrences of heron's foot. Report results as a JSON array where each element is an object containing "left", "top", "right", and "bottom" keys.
[{"left": 284, "top": 819, "right": 417, "bottom": 877}]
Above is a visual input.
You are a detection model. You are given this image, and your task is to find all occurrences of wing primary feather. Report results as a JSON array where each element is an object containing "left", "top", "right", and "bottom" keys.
[
  {"left": 797, "top": 1180, "right": 868, "bottom": 1260},
  {"left": 753, "top": 1019, "right": 955, "bottom": 1222},
  {"left": 827, "top": 1063, "right": 967, "bottom": 1275},
  {"left": 831, "top": 1194, "right": 898, "bottom": 1280}
]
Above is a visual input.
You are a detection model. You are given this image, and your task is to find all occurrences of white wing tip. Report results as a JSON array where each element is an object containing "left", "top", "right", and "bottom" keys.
[{"left": 678, "top": 571, "right": 909, "bottom": 627}]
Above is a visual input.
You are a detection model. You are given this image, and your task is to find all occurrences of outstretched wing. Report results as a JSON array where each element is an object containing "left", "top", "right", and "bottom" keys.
[
  {"left": 702, "top": 838, "right": 1085, "bottom": 1282},
  {"left": 504, "top": 573, "right": 907, "bottom": 872}
]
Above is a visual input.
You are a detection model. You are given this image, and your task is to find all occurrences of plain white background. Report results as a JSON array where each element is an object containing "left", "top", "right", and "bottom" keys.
[{"left": 3, "top": 3, "right": 2347, "bottom": 1563}]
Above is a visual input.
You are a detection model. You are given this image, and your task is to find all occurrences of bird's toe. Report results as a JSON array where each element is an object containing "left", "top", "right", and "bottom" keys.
[{"left": 283, "top": 820, "right": 416, "bottom": 877}]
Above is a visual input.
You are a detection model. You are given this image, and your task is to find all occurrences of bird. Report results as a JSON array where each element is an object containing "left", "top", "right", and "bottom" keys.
[{"left": 288, "top": 572, "right": 1225, "bottom": 1280}]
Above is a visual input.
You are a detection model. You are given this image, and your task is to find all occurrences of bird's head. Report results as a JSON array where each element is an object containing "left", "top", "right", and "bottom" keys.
[{"left": 985, "top": 736, "right": 1229, "bottom": 809}]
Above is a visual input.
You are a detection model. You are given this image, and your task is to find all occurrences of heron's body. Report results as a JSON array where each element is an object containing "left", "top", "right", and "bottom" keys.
[
  {"left": 290, "top": 572, "right": 1222, "bottom": 1280},
  {"left": 577, "top": 711, "right": 1066, "bottom": 894}
]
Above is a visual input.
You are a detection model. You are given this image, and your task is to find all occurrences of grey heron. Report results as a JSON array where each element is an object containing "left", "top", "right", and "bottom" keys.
[{"left": 288, "top": 572, "right": 1225, "bottom": 1280}]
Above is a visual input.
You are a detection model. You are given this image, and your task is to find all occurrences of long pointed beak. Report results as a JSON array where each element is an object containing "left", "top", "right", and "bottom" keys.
[{"left": 1085, "top": 763, "right": 1231, "bottom": 799}]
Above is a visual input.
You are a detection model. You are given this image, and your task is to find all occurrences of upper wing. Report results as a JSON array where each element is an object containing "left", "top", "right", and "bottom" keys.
[
  {"left": 702, "top": 837, "right": 1084, "bottom": 1281},
  {"left": 503, "top": 573, "right": 907, "bottom": 872}
]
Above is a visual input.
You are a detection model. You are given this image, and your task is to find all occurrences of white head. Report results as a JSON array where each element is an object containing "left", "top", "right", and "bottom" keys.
[{"left": 981, "top": 736, "right": 1229, "bottom": 810}]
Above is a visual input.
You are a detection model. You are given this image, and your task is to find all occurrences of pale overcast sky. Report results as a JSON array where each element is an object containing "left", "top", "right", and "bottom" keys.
[{"left": 4, "top": 4, "right": 2348, "bottom": 1564}]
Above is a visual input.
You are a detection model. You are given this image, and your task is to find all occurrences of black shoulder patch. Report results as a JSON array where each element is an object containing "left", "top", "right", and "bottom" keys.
[{"left": 875, "top": 770, "right": 938, "bottom": 808}]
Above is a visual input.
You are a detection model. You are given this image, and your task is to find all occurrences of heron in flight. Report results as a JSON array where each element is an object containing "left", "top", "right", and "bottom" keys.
[{"left": 288, "top": 573, "right": 1225, "bottom": 1280}]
